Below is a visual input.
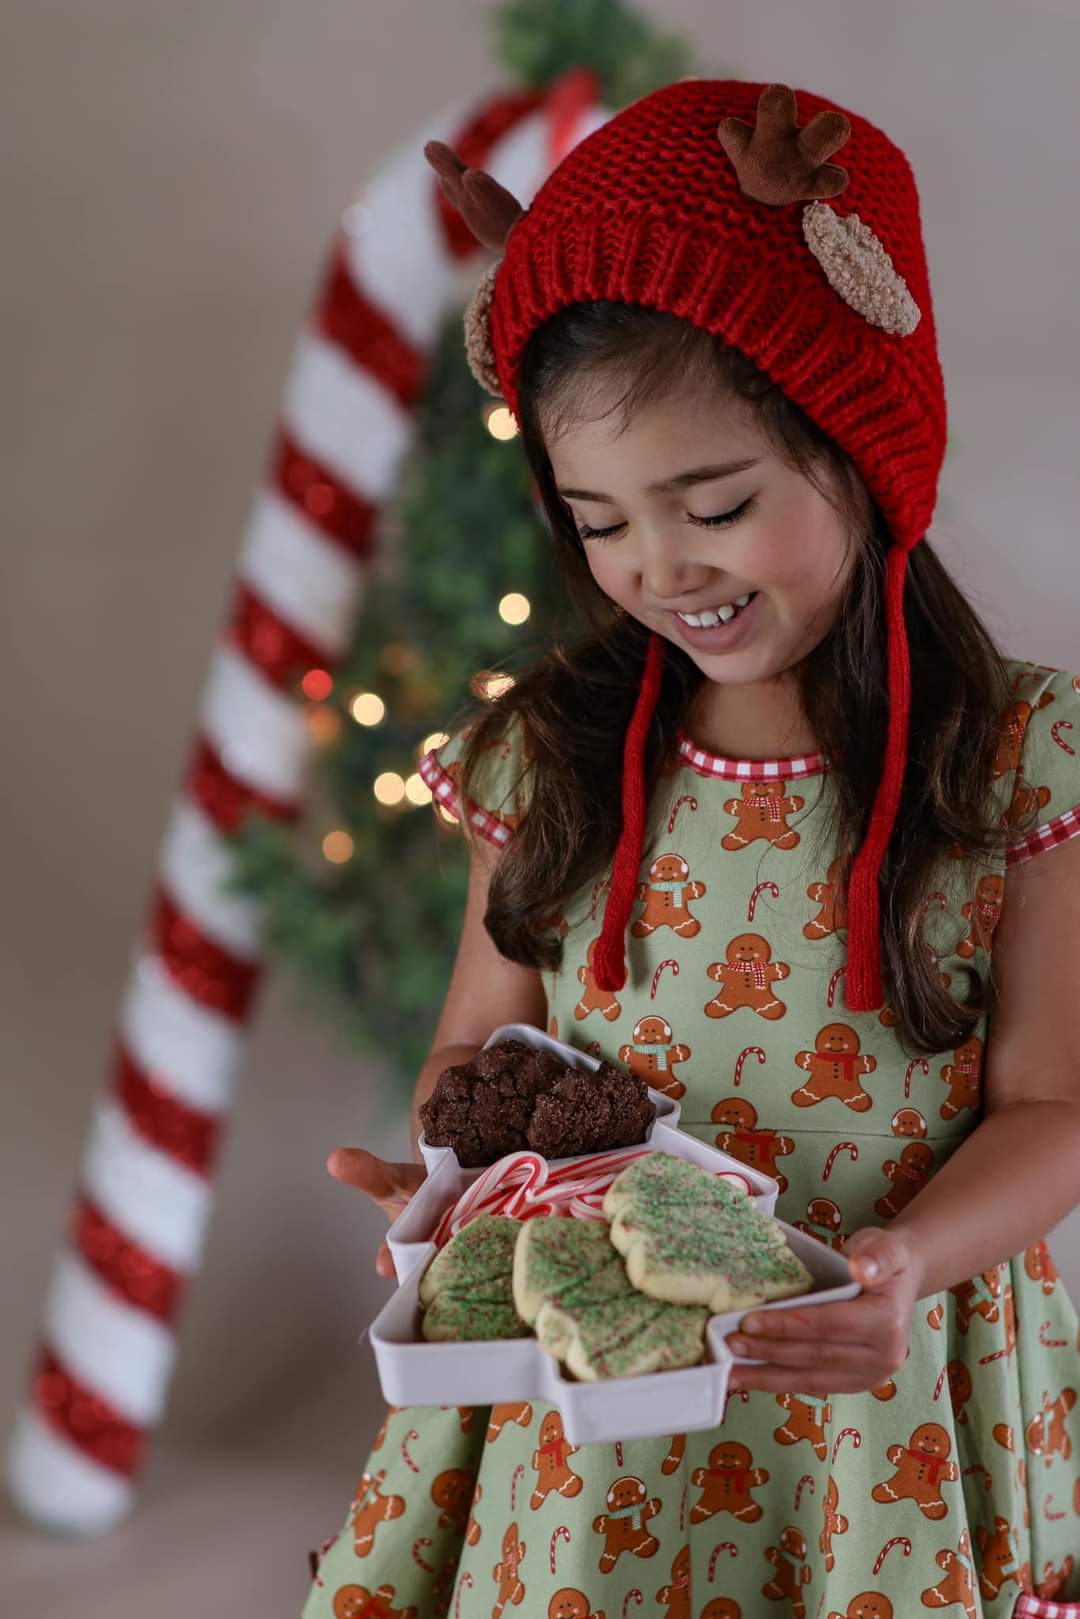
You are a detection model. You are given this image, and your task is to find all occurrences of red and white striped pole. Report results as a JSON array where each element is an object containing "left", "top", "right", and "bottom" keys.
[{"left": 7, "top": 71, "right": 604, "bottom": 1534}]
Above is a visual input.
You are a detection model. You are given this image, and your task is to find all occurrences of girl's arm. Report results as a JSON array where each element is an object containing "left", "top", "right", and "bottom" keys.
[{"left": 889, "top": 830, "right": 1080, "bottom": 1297}]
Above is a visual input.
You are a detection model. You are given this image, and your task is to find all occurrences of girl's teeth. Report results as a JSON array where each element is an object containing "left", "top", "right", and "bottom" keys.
[{"left": 678, "top": 593, "right": 754, "bottom": 628}]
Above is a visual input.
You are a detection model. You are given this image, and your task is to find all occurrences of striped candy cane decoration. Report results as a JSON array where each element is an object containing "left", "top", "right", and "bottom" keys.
[{"left": 6, "top": 70, "right": 607, "bottom": 1536}]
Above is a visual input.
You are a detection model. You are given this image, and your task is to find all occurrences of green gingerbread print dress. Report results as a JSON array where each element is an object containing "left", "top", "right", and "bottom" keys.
[{"left": 302, "top": 657, "right": 1080, "bottom": 1619}]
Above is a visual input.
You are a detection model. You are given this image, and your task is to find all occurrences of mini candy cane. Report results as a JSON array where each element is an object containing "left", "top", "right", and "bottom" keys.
[
  {"left": 1044, "top": 1494, "right": 1066, "bottom": 1521},
  {"left": 831, "top": 1426, "right": 861, "bottom": 1463},
  {"left": 872, "top": 1536, "right": 912, "bottom": 1574},
  {"left": 412, "top": 1536, "right": 435, "bottom": 1572},
  {"left": 1051, "top": 719, "right": 1075, "bottom": 756},
  {"left": 734, "top": 1046, "right": 766, "bottom": 1088},
  {"left": 827, "top": 965, "right": 845, "bottom": 1009},
  {"left": 510, "top": 1463, "right": 525, "bottom": 1512},
  {"left": 453, "top": 1571, "right": 474, "bottom": 1619},
  {"left": 401, "top": 1429, "right": 420, "bottom": 1473},
  {"left": 823, "top": 1142, "right": 858, "bottom": 1182},
  {"left": 650, "top": 959, "right": 680, "bottom": 1000},
  {"left": 622, "top": 1592, "right": 643, "bottom": 1619},
  {"left": 962, "top": 1463, "right": 992, "bottom": 1491},
  {"left": 979, "top": 1347, "right": 1009, "bottom": 1365},
  {"left": 550, "top": 1525, "right": 571, "bottom": 1575},
  {"left": 708, "top": 1543, "right": 737, "bottom": 1581},
  {"left": 747, "top": 880, "right": 780, "bottom": 922},
  {"left": 679, "top": 1484, "right": 687, "bottom": 1534},
  {"left": 921, "top": 891, "right": 948, "bottom": 918},
  {"left": 794, "top": 1474, "right": 815, "bottom": 1510},
  {"left": 904, "top": 1058, "right": 929, "bottom": 1099},
  {"left": 1039, "top": 1321, "right": 1067, "bottom": 1348},
  {"left": 667, "top": 793, "right": 698, "bottom": 833},
  {"left": 932, "top": 1366, "right": 947, "bottom": 1402},
  {"left": 614, "top": 1441, "right": 623, "bottom": 1467},
  {"left": 585, "top": 1041, "right": 602, "bottom": 1059}
]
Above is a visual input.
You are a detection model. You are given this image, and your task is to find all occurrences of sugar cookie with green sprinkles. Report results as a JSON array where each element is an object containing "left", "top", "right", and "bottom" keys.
[
  {"left": 418, "top": 1214, "right": 528, "bottom": 1341},
  {"left": 603, "top": 1152, "right": 815, "bottom": 1312}
]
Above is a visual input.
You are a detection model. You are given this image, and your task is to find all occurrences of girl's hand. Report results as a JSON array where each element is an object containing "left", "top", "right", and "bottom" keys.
[
  {"left": 326, "top": 1147, "right": 427, "bottom": 1279},
  {"left": 722, "top": 1226, "right": 924, "bottom": 1396}
]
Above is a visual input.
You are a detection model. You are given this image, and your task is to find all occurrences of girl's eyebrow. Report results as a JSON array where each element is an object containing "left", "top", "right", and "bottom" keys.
[{"left": 556, "top": 458, "right": 760, "bottom": 502}]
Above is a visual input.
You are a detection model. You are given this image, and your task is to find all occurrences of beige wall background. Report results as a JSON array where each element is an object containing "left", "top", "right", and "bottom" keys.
[{"left": 3, "top": 2, "right": 1078, "bottom": 1613}]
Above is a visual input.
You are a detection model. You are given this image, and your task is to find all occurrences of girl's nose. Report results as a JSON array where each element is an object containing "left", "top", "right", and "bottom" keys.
[{"left": 639, "top": 536, "right": 712, "bottom": 603}]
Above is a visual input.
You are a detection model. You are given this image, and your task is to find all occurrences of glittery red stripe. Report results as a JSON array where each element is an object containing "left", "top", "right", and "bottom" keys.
[
  {"left": 183, "top": 735, "right": 299, "bottom": 836},
  {"left": 269, "top": 429, "right": 378, "bottom": 559},
  {"left": 71, "top": 1194, "right": 185, "bottom": 1324},
  {"left": 112, "top": 1041, "right": 220, "bottom": 1177},
  {"left": 315, "top": 242, "right": 424, "bottom": 410},
  {"left": 32, "top": 1346, "right": 145, "bottom": 1478},
  {"left": 150, "top": 887, "right": 261, "bottom": 1022},
  {"left": 226, "top": 580, "right": 332, "bottom": 693},
  {"left": 432, "top": 89, "right": 546, "bottom": 258}
]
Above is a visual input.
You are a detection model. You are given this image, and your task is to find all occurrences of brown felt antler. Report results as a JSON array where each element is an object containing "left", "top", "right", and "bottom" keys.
[
  {"left": 717, "top": 83, "right": 851, "bottom": 206},
  {"left": 423, "top": 140, "right": 525, "bottom": 251}
]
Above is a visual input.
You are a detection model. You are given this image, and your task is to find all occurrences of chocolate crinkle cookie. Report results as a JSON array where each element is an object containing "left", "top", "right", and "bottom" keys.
[{"left": 418, "top": 1041, "right": 656, "bottom": 1167}]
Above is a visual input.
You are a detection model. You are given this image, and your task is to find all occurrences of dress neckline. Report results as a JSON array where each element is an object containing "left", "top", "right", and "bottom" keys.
[{"left": 674, "top": 725, "right": 831, "bottom": 781}]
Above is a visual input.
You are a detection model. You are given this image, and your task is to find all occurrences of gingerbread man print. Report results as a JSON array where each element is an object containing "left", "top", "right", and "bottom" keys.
[
  {"left": 920, "top": 1529, "right": 977, "bottom": 1619},
  {"left": 592, "top": 1475, "right": 661, "bottom": 1572},
  {"left": 1037, "top": 1556, "right": 1076, "bottom": 1601},
  {"left": 874, "top": 1141, "right": 933, "bottom": 1219},
  {"left": 531, "top": 1411, "right": 583, "bottom": 1508},
  {"left": 656, "top": 1544, "right": 690, "bottom": 1619},
  {"left": 631, "top": 854, "right": 706, "bottom": 938},
  {"left": 711, "top": 1098, "right": 795, "bottom": 1193},
  {"left": 332, "top": 1584, "right": 416, "bottom": 1619},
  {"left": 721, "top": 780, "right": 804, "bottom": 850},
  {"left": 773, "top": 1393, "right": 832, "bottom": 1462},
  {"left": 705, "top": 934, "right": 789, "bottom": 1019},
  {"left": 492, "top": 1522, "right": 526, "bottom": 1617},
  {"left": 349, "top": 1470, "right": 405, "bottom": 1557},
  {"left": 870, "top": 1422, "right": 959, "bottom": 1519},
  {"left": 487, "top": 1402, "right": 533, "bottom": 1444},
  {"left": 956, "top": 874, "right": 1003, "bottom": 959},
  {"left": 575, "top": 937, "right": 622, "bottom": 1022},
  {"left": 689, "top": 1440, "right": 769, "bottom": 1523},
  {"left": 1024, "top": 1239, "right": 1059, "bottom": 1296},
  {"left": 974, "top": 1516, "right": 1032, "bottom": 1603},
  {"left": 792, "top": 1024, "right": 876, "bottom": 1111},
  {"left": 946, "top": 1360, "right": 973, "bottom": 1426},
  {"left": 547, "top": 1590, "right": 604, "bottom": 1619},
  {"left": 1025, "top": 1386, "right": 1076, "bottom": 1465},
  {"left": 792, "top": 1197, "right": 847, "bottom": 1249},
  {"left": 992, "top": 691, "right": 1054, "bottom": 778},
  {"left": 1002, "top": 768, "right": 1051, "bottom": 832},
  {"left": 430, "top": 1468, "right": 475, "bottom": 1531},
  {"left": 826, "top": 1597, "right": 892, "bottom": 1619},
  {"left": 938, "top": 1037, "right": 983, "bottom": 1120},
  {"left": 661, "top": 1433, "right": 686, "bottom": 1474},
  {"left": 819, "top": 1475, "right": 848, "bottom": 1571},
  {"left": 803, "top": 856, "right": 847, "bottom": 938},
  {"left": 890, "top": 1106, "right": 927, "bottom": 1137},
  {"left": 618, "top": 1014, "right": 690, "bottom": 1099},
  {"left": 700, "top": 1602, "right": 742, "bottom": 1619},
  {"left": 950, "top": 1268, "right": 1001, "bottom": 1333},
  {"left": 761, "top": 1526, "right": 811, "bottom": 1618}
]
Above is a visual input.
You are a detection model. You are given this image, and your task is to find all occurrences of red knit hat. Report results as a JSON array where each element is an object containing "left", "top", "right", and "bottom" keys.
[{"left": 425, "top": 79, "right": 947, "bottom": 1013}]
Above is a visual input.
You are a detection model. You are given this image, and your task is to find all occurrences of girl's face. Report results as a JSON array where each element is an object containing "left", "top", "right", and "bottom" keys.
[{"left": 546, "top": 377, "right": 860, "bottom": 692}]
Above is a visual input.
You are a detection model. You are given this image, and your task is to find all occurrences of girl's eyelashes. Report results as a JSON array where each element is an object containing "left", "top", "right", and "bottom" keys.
[{"left": 574, "top": 496, "right": 758, "bottom": 543}]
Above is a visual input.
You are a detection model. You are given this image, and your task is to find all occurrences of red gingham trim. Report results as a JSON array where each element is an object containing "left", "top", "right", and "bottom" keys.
[
  {"left": 1013, "top": 1594, "right": 1080, "bottom": 1617},
  {"left": 1006, "top": 804, "right": 1080, "bottom": 866},
  {"left": 417, "top": 750, "right": 513, "bottom": 849},
  {"left": 675, "top": 728, "right": 830, "bottom": 781}
]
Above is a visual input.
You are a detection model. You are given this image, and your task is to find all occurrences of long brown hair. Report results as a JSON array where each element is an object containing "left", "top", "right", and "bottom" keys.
[{"left": 455, "top": 302, "right": 1026, "bottom": 1057}]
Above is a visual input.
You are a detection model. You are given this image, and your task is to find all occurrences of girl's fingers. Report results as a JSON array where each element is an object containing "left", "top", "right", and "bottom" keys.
[
  {"left": 375, "top": 1241, "right": 395, "bottom": 1279},
  {"left": 726, "top": 1334, "right": 876, "bottom": 1369},
  {"left": 735, "top": 1292, "right": 894, "bottom": 1344},
  {"left": 327, "top": 1147, "right": 426, "bottom": 1208},
  {"left": 729, "top": 1364, "right": 876, "bottom": 1396}
]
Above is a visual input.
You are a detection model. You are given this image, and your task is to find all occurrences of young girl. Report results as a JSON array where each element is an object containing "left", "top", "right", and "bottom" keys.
[{"left": 302, "top": 80, "right": 1080, "bottom": 1618}]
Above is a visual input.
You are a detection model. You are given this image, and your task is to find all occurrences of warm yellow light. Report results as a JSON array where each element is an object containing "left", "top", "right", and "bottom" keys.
[
  {"left": 373, "top": 771, "right": 407, "bottom": 806},
  {"left": 305, "top": 705, "right": 342, "bottom": 744},
  {"left": 471, "top": 670, "right": 516, "bottom": 700},
  {"left": 405, "top": 773, "right": 433, "bottom": 806},
  {"left": 322, "top": 830, "right": 354, "bottom": 863},
  {"left": 421, "top": 730, "right": 450, "bottom": 754},
  {"left": 498, "top": 592, "right": 531, "bottom": 626},
  {"left": 436, "top": 802, "right": 460, "bottom": 826},
  {"left": 350, "top": 692, "right": 386, "bottom": 726},
  {"left": 484, "top": 405, "right": 518, "bottom": 440}
]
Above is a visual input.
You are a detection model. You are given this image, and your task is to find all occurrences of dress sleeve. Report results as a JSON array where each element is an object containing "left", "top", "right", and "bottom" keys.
[
  {"left": 1003, "top": 664, "right": 1080, "bottom": 868},
  {"left": 417, "top": 711, "right": 533, "bottom": 850}
]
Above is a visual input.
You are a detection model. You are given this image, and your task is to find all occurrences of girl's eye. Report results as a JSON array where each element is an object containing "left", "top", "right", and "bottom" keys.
[{"left": 575, "top": 496, "right": 758, "bottom": 543}]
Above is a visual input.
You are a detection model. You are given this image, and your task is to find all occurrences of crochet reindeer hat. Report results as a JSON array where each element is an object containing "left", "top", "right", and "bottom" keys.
[{"left": 425, "top": 79, "right": 947, "bottom": 1012}]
